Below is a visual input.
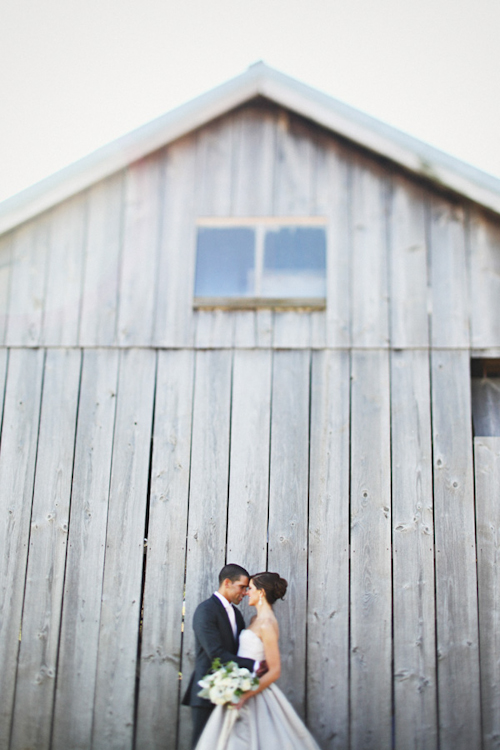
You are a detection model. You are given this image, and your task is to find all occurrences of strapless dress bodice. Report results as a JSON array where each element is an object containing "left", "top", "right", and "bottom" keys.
[{"left": 237, "top": 628, "right": 265, "bottom": 661}]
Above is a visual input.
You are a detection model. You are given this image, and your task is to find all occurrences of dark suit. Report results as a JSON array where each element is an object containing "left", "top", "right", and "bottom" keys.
[{"left": 182, "top": 594, "right": 255, "bottom": 746}]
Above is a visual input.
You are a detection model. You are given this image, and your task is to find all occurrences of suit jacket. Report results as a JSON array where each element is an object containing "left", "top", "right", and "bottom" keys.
[{"left": 182, "top": 594, "right": 255, "bottom": 708}]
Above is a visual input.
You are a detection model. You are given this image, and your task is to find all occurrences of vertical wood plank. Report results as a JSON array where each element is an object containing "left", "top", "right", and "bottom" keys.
[
  {"left": 256, "top": 309, "right": 273, "bottom": 347},
  {"left": 230, "top": 105, "right": 277, "bottom": 346},
  {"left": 0, "top": 349, "right": 44, "bottom": 749},
  {"left": 312, "top": 137, "right": 350, "bottom": 348},
  {"left": 92, "top": 349, "right": 156, "bottom": 750},
  {"left": 267, "top": 349, "right": 310, "bottom": 716},
  {"left": 5, "top": 217, "right": 49, "bottom": 346},
  {"left": 273, "top": 310, "right": 311, "bottom": 348},
  {"left": 195, "top": 309, "right": 234, "bottom": 349},
  {"left": 179, "top": 349, "right": 232, "bottom": 750},
  {"left": 391, "top": 349, "right": 437, "bottom": 749},
  {"left": 469, "top": 209, "right": 500, "bottom": 349},
  {"left": 474, "top": 437, "right": 500, "bottom": 750},
  {"left": 308, "top": 349, "right": 350, "bottom": 749},
  {"left": 52, "top": 349, "right": 119, "bottom": 750},
  {"left": 274, "top": 110, "right": 313, "bottom": 215},
  {"left": 351, "top": 160, "right": 390, "bottom": 348},
  {"left": 0, "top": 235, "right": 12, "bottom": 344},
  {"left": 232, "top": 311, "right": 256, "bottom": 348},
  {"left": 227, "top": 349, "right": 271, "bottom": 573},
  {"left": 310, "top": 310, "right": 327, "bottom": 349},
  {"left": 431, "top": 350, "right": 480, "bottom": 748},
  {"left": 117, "top": 155, "right": 163, "bottom": 346},
  {"left": 42, "top": 193, "right": 87, "bottom": 345},
  {"left": 0, "top": 348, "right": 7, "bottom": 426},
  {"left": 154, "top": 136, "right": 197, "bottom": 347},
  {"left": 197, "top": 116, "right": 235, "bottom": 217},
  {"left": 272, "top": 111, "right": 315, "bottom": 348},
  {"left": 429, "top": 199, "right": 469, "bottom": 348},
  {"left": 79, "top": 173, "right": 124, "bottom": 346},
  {"left": 390, "top": 177, "right": 429, "bottom": 348},
  {"left": 10, "top": 349, "right": 81, "bottom": 750},
  {"left": 232, "top": 105, "right": 276, "bottom": 216},
  {"left": 136, "top": 350, "right": 195, "bottom": 750},
  {"left": 350, "top": 349, "right": 392, "bottom": 749},
  {"left": 193, "top": 118, "right": 236, "bottom": 349}
]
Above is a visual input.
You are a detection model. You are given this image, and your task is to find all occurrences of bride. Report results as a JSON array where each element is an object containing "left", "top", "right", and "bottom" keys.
[{"left": 195, "top": 572, "right": 321, "bottom": 750}]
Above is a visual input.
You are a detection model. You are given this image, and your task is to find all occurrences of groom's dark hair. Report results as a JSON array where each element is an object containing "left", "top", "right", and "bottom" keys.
[{"left": 219, "top": 563, "right": 250, "bottom": 585}]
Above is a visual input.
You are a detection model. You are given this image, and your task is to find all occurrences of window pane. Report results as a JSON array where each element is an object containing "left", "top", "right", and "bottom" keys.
[
  {"left": 194, "top": 227, "right": 255, "bottom": 296},
  {"left": 471, "top": 377, "right": 500, "bottom": 436},
  {"left": 262, "top": 227, "right": 326, "bottom": 297}
]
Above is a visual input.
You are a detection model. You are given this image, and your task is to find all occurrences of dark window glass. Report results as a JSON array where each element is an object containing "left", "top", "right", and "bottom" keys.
[
  {"left": 471, "top": 359, "right": 500, "bottom": 437},
  {"left": 263, "top": 227, "right": 326, "bottom": 298},
  {"left": 194, "top": 227, "right": 255, "bottom": 297}
]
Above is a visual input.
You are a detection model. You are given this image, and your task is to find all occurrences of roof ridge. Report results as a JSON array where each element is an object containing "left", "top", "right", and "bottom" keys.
[{"left": 1, "top": 63, "right": 499, "bottom": 234}]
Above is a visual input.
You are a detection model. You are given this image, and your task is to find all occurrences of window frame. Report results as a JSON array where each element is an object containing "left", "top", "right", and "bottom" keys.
[{"left": 193, "top": 216, "right": 328, "bottom": 310}]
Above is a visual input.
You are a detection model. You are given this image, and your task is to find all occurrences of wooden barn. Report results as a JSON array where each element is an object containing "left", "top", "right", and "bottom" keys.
[{"left": 0, "top": 62, "right": 499, "bottom": 750}]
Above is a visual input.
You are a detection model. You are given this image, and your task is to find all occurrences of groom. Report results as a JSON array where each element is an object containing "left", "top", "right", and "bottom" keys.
[{"left": 182, "top": 563, "right": 264, "bottom": 748}]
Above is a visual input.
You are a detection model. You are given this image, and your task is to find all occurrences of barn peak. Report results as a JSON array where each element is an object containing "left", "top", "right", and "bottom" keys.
[{"left": 1, "top": 61, "right": 500, "bottom": 234}]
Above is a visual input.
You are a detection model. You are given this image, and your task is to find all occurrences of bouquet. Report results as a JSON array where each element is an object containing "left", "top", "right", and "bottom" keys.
[{"left": 198, "top": 658, "right": 259, "bottom": 706}]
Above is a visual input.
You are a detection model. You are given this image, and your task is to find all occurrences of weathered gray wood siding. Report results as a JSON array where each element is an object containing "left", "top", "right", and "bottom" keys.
[
  {"left": 1, "top": 102, "right": 499, "bottom": 351},
  {"left": 0, "top": 101, "right": 499, "bottom": 750}
]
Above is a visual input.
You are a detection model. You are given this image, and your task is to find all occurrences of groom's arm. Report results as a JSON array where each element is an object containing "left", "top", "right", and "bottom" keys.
[{"left": 193, "top": 604, "right": 254, "bottom": 672}]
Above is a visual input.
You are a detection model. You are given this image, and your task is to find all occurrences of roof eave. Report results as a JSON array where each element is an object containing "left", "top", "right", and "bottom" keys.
[{"left": 1, "top": 62, "right": 499, "bottom": 235}]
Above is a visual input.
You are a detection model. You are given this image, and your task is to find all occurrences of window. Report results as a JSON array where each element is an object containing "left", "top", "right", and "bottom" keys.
[
  {"left": 193, "top": 217, "right": 327, "bottom": 309},
  {"left": 471, "top": 359, "right": 500, "bottom": 436}
]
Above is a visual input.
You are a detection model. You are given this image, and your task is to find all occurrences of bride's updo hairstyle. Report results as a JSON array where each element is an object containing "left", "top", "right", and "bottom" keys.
[{"left": 251, "top": 572, "right": 288, "bottom": 605}]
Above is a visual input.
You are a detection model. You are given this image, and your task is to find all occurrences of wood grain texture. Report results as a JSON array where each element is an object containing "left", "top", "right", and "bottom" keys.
[
  {"left": 92, "top": 349, "right": 156, "bottom": 750},
  {"left": 0, "top": 348, "right": 7, "bottom": 426},
  {"left": 307, "top": 349, "right": 350, "bottom": 749},
  {"left": 431, "top": 350, "right": 480, "bottom": 749},
  {"left": 389, "top": 177, "right": 429, "bottom": 348},
  {"left": 351, "top": 159, "right": 390, "bottom": 348},
  {"left": 0, "top": 235, "right": 12, "bottom": 344},
  {"left": 274, "top": 110, "right": 314, "bottom": 216},
  {"left": 391, "top": 349, "right": 437, "bottom": 749},
  {"left": 429, "top": 199, "right": 469, "bottom": 348},
  {"left": 5, "top": 217, "right": 50, "bottom": 346},
  {"left": 267, "top": 349, "right": 310, "bottom": 717},
  {"left": 136, "top": 350, "right": 195, "bottom": 750},
  {"left": 469, "top": 209, "right": 500, "bottom": 349},
  {"left": 79, "top": 172, "right": 124, "bottom": 346},
  {"left": 226, "top": 349, "right": 271, "bottom": 573},
  {"left": 118, "top": 155, "right": 163, "bottom": 346},
  {"left": 42, "top": 193, "right": 87, "bottom": 345},
  {"left": 0, "top": 349, "right": 44, "bottom": 749},
  {"left": 10, "top": 349, "right": 81, "bottom": 750},
  {"left": 474, "top": 437, "right": 500, "bottom": 750},
  {"left": 195, "top": 309, "right": 234, "bottom": 348},
  {"left": 232, "top": 105, "right": 276, "bottom": 216},
  {"left": 256, "top": 309, "right": 273, "bottom": 347},
  {"left": 273, "top": 310, "right": 312, "bottom": 348},
  {"left": 192, "top": 119, "right": 236, "bottom": 348},
  {"left": 230, "top": 105, "right": 277, "bottom": 346},
  {"left": 52, "top": 349, "right": 119, "bottom": 750},
  {"left": 271, "top": 111, "right": 315, "bottom": 348},
  {"left": 350, "top": 349, "right": 392, "bottom": 749},
  {"left": 313, "top": 137, "right": 350, "bottom": 348},
  {"left": 178, "top": 349, "right": 233, "bottom": 750},
  {"left": 154, "top": 135, "right": 197, "bottom": 347}
]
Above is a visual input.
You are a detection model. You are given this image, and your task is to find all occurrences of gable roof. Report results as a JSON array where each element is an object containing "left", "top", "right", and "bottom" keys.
[{"left": 1, "top": 61, "right": 500, "bottom": 235}]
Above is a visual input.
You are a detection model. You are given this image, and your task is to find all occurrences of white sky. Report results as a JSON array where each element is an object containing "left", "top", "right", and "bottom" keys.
[{"left": 1, "top": 0, "right": 499, "bottom": 203}]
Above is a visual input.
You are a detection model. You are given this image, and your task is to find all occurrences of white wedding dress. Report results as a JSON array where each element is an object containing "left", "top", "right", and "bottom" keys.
[{"left": 195, "top": 629, "right": 321, "bottom": 750}]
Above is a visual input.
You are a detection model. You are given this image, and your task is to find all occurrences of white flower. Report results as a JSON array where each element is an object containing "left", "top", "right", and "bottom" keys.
[{"left": 198, "top": 660, "right": 260, "bottom": 706}]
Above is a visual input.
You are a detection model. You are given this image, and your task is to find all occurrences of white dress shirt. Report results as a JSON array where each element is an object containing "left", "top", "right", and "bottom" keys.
[
  {"left": 214, "top": 591, "right": 237, "bottom": 639},
  {"left": 213, "top": 591, "right": 259, "bottom": 671}
]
